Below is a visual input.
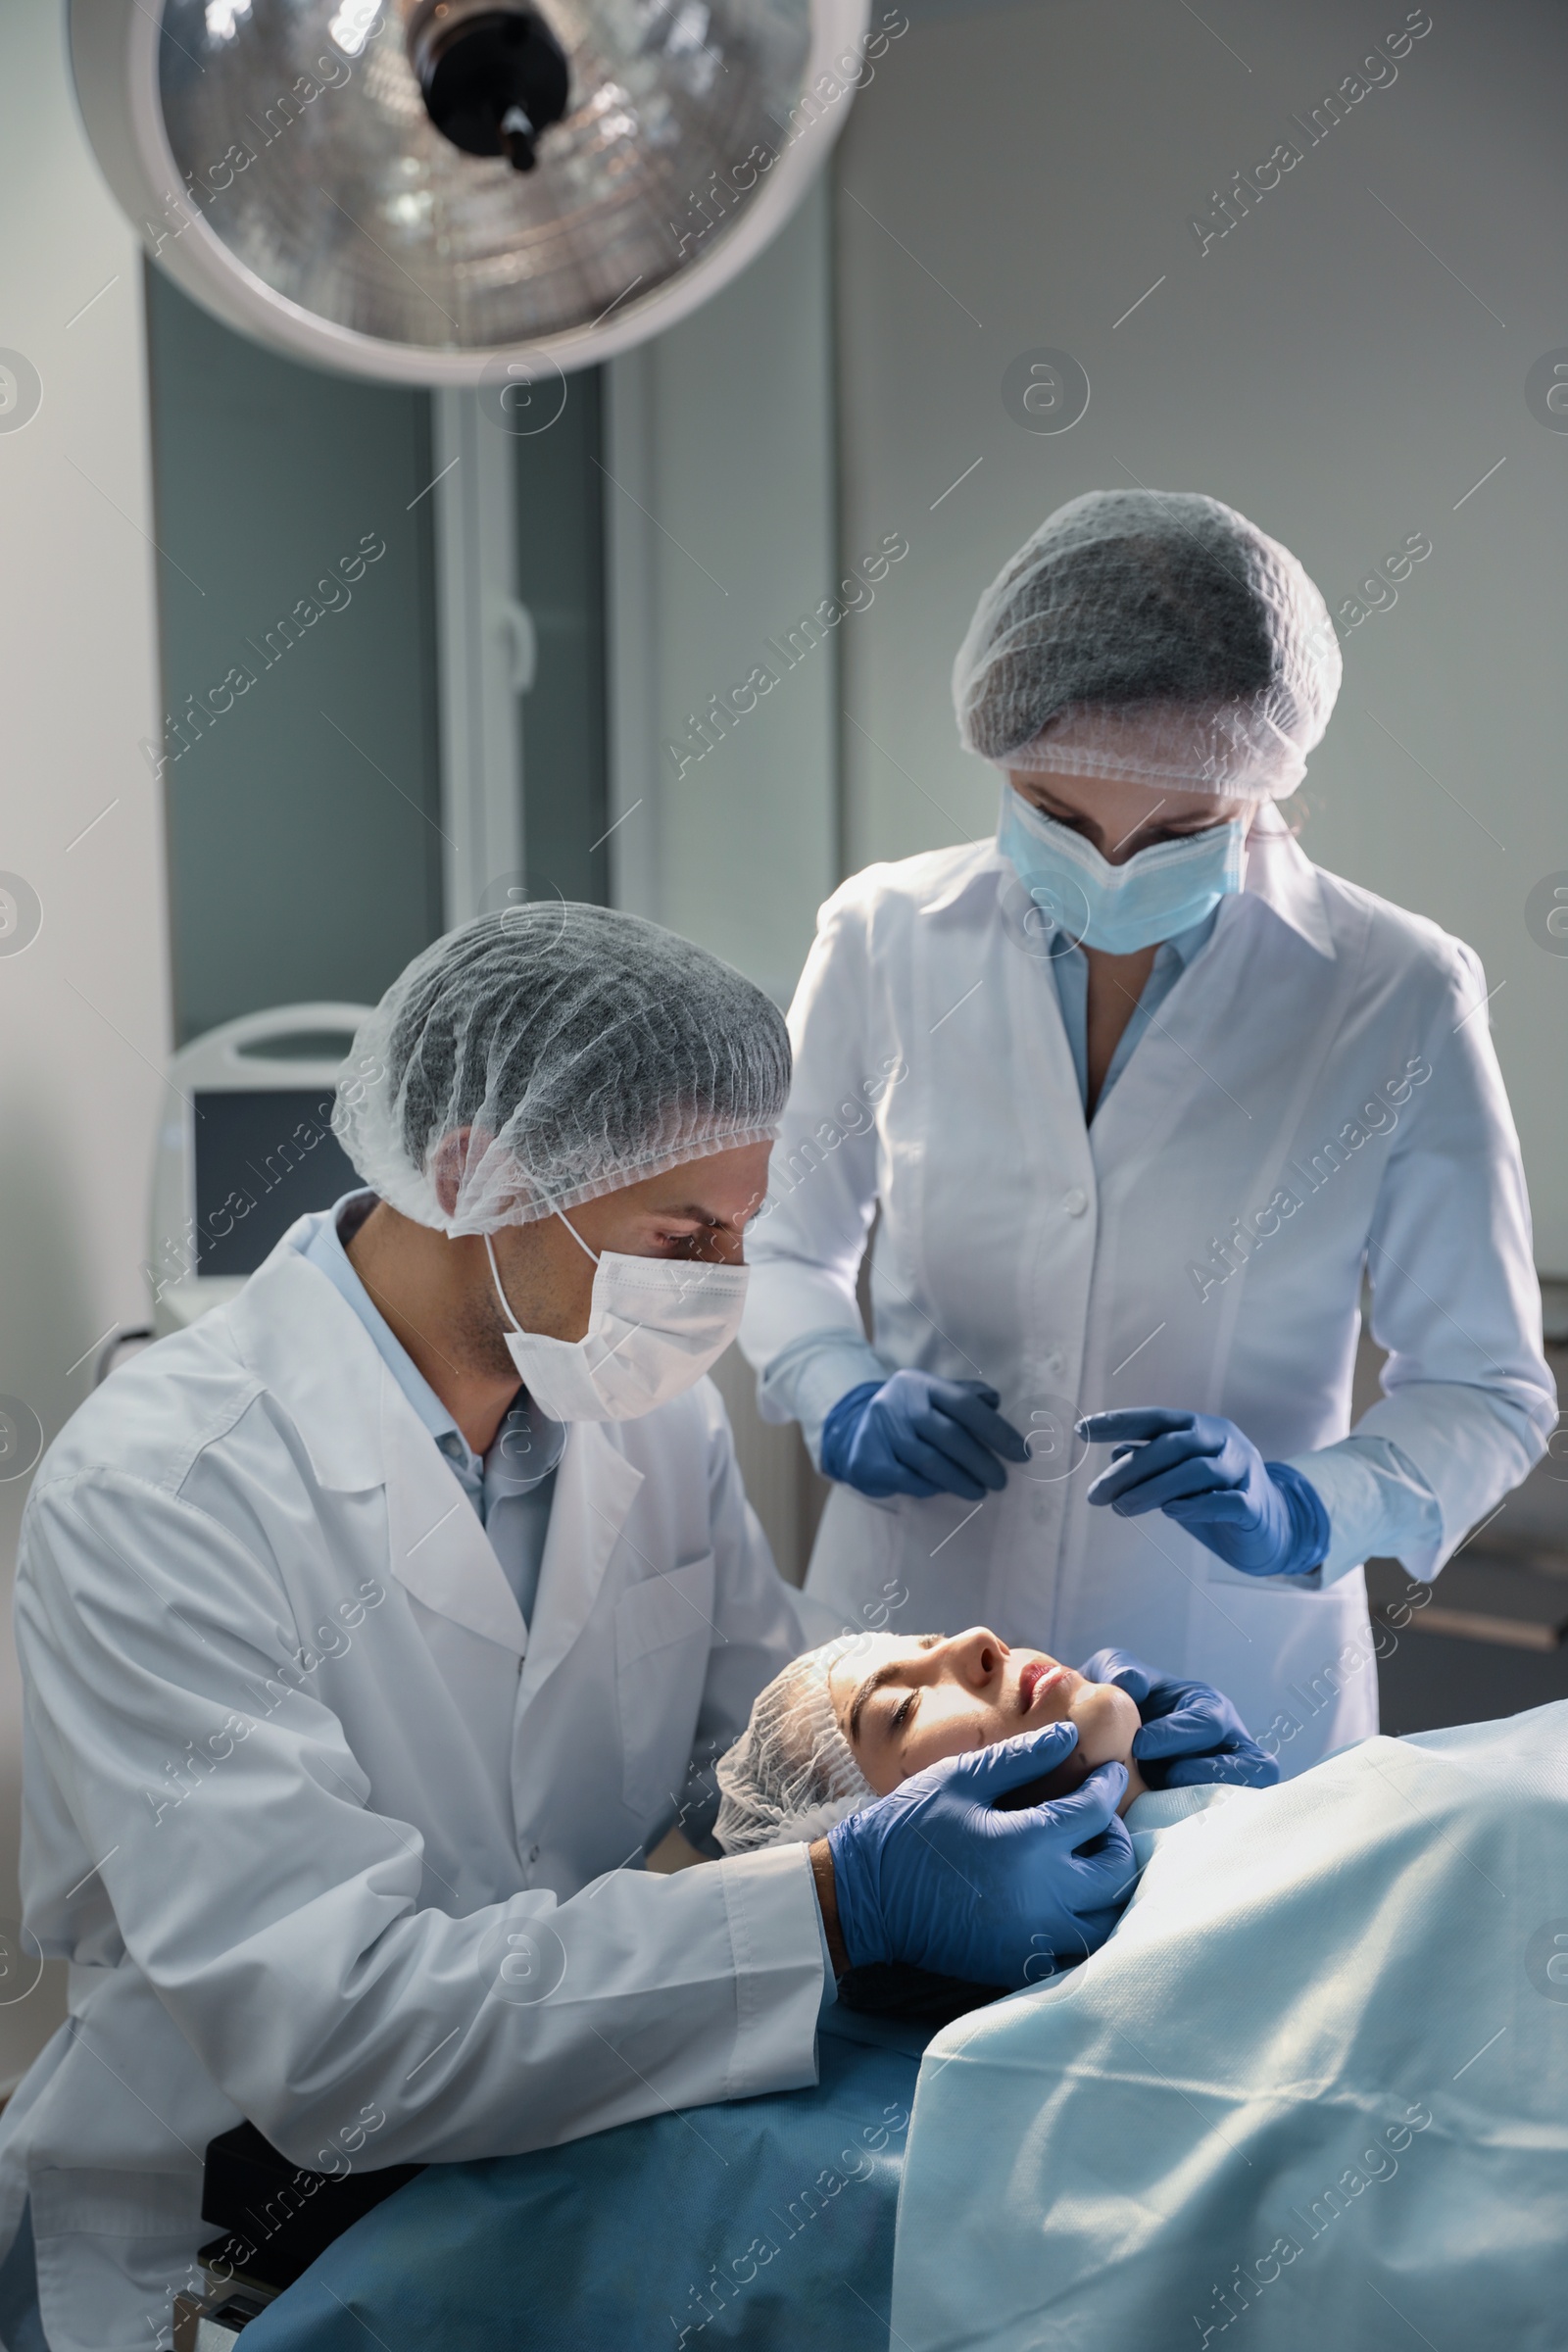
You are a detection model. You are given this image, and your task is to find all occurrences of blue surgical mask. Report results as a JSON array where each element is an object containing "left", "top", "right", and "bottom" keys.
[{"left": 998, "top": 788, "right": 1248, "bottom": 956}]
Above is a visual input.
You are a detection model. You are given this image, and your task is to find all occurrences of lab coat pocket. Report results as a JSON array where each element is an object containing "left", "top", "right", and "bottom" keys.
[{"left": 615, "top": 1552, "right": 717, "bottom": 1819}]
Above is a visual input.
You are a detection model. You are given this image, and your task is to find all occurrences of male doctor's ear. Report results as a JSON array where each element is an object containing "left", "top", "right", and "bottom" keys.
[{"left": 429, "top": 1126, "right": 485, "bottom": 1220}]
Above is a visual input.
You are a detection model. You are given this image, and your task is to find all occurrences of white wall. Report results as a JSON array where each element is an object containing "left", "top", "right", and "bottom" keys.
[
  {"left": 607, "top": 178, "right": 840, "bottom": 1007},
  {"left": 0, "top": 10, "right": 171, "bottom": 2087},
  {"left": 833, "top": 0, "right": 1568, "bottom": 1267}
]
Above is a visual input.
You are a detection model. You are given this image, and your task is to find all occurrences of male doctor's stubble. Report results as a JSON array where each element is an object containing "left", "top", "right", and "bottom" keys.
[{"left": 741, "top": 489, "right": 1554, "bottom": 1768}]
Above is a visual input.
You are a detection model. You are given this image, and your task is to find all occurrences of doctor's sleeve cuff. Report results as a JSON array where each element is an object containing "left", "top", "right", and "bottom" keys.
[
  {"left": 755, "top": 1329, "right": 892, "bottom": 1463},
  {"left": 1282, "top": 1435, "right": 1445, "bottom": 1586},
  {"left": 814, "top": 1890, "right": 839, "bottom": 2018},
  {"left": 717, "top": 1841, "right": 830, "bottom": 2101}
]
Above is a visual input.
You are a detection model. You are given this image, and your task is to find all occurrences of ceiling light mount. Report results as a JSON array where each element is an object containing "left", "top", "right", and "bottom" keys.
[{"left": 406, "top": 0, "right": 570, "bottom": 172}]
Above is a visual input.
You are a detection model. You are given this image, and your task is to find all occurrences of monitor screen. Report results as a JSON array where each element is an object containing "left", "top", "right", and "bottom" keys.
[{"left": 193, "top": 1089, "right": 363, "bottom": 1277}]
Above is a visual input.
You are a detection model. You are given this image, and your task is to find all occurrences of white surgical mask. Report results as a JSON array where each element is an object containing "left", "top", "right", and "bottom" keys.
[
  {"left": 485, "top": 1214, "right": 749, "bottom": 1424},
  {"left": 1000, "top": 787, "right": 1248, "bottom": 956}
]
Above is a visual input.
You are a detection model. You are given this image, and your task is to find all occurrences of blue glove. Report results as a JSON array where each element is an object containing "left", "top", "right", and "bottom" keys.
[
  {"left": 826, "top": 1722, "right": 1134, "bottom": 1985},
  {"left": 821, "top": 1370, "right": 1029, "bottom": 1502},
  {"left": 1078, "top": 1647, "right": 1281, "bottom": 1790},
  {"left": 1077, "top": 1408, "right": 1329, "bottom": 1578}
]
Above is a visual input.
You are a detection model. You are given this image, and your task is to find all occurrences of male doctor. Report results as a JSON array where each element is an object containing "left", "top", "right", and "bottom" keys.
[{"left": 0, "top": 905, "right": 1274, "bottom": 2352}]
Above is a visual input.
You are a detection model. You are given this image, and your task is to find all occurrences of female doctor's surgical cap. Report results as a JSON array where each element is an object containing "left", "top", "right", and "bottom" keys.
[
  {"left": 714, "top": 1637, "right": 876, "bottom": 1854},
  {"left": 333, "top": 904, "right": 791, "bottom": 1235},
  {"left": 953, "top": 488, "right": 1342, "bottom": 797}
]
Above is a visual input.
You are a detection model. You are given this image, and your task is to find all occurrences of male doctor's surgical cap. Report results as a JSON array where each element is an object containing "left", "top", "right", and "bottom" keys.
[
  {"left": 952, "top": 488, "right": 1343, "bottom": 797},
  {"left": 333, "top": 903, "right": 792, "bottom": 1236},
  {"left": 713, "top": 1637, "right": 876, "bottom": 1855}
]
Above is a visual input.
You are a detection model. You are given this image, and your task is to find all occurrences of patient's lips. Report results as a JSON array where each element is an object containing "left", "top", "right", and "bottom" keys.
[{"left": 1017, "top": 1660, "right": 1076, "bottom": 1717}]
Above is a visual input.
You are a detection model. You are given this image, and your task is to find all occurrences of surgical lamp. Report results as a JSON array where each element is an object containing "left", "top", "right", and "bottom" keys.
[{"left": 67, "top": 0, "right": 867, "bottom": 383}]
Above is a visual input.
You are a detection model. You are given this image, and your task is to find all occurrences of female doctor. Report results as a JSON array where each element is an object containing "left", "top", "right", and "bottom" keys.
[{"left": 741, "top": 489, "right": 1554, "bottom": 1772}]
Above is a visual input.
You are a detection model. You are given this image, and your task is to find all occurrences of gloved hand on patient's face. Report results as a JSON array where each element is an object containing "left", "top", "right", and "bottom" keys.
[
  {"left": 713, "top": 1629, "right": 1149, "bottom": 1985},
  {"left": 1077, "top": 1647, "right": 1281, "bottom": 1790},
  {"left": 825, "top": 1728, "right": 1133, "bottom": 1985},
  {"left": 820, "top": 1371, "right": 1029, "bottom": 1502},
  {"left": 1077, "top": 1408, "right": 1330, "bottom": 1580}
]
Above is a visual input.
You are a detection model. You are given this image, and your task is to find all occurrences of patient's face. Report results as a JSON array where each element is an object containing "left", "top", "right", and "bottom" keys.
[{"left": 829, "top": 1630, "right": 1146, "bottom": 1813}]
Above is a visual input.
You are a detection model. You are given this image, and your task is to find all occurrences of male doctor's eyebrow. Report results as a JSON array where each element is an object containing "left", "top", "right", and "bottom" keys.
[
  {"left": 655, "top": 1200, "right": 754, "bottom": 1241},
  {"left": 849, "top": 1636, "right": 943, "bottom": 1743}
]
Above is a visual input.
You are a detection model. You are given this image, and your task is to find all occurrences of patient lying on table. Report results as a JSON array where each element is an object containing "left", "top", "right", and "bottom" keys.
[
  {"left": 717, "top": 1637, "right": 1567, "bottom": 2351},
  {"left": 713, "top": 1627, "right": 1149, "bottom": 1855}
]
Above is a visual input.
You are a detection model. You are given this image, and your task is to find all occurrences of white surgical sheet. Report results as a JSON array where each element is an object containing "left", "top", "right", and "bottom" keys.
[{"left": 892, "top": 1702, "right": 1568, "bottom": 2350}]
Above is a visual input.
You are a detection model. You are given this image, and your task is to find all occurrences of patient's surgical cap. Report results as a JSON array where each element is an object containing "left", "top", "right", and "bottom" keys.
[
  {"left": 714, "top": 1638, "right": 877, "bottom": 1854},
  {"left": 953, "top": 489, "right": 1341, "bottom": 797},
  {"left": 333, "top": 904, "right": 791, "bottom": 1235}
]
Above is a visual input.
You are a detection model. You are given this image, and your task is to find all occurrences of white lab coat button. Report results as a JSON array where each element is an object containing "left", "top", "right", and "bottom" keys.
[
  {"left": 1061, "top": 1187, "right": 1089, "bottom": 1217},
  {"left": 529, "top": 1843, "right": 541, "bottom": 1863},
  {"left": 1044, "top": 1350, "right": 1064, "bottom": 1377}
]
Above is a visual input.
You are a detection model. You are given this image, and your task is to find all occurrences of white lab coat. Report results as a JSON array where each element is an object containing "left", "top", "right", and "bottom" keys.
[
  {"left": 742, "top": 812, "right": 1553, "bottom": 1768},
  {"left": 0, "top": 1230, "right": 821, "bottom": 2352}
]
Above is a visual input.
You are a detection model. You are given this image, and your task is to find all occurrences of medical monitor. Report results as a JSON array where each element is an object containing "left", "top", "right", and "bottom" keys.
[
  {"left": 149, "top": 1004, "right": 372, "bottom": 1334},
  {"left": 191, "top": 1088, "right": 362, "bottom": 1278}
]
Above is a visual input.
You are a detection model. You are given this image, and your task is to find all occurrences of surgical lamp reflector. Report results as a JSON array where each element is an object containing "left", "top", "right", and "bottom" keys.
[{"left": 69, "top": 0, "right": 867, "bottom": 383}]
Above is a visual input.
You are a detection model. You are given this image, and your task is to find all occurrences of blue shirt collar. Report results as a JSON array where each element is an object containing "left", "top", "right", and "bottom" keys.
[
  {"left": 300, "top": 1191, "right": 480, "bottom": 1468},
  {"left": 298, "top": 1193, "right": 567, "bottom": 1511}
]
